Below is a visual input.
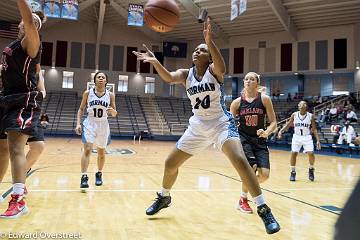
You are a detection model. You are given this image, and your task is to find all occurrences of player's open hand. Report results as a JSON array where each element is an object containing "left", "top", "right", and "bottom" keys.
[
  {"left": 257, "top": 129, "right": 269, "bottom": 138},
  {"left": 316, "top": 141, "right": 321, "bottom": 150},
  {"left": 203, "top": 18, "right": 212, "bottom": 44},
  {"left": 75, "top": 124, "right": 82, "bottom": 135},
  {"left": 132, "top": 44, "right": 157, "bottom": 64},
  {"left": 107, "top": 107, "right": 117, "bottom": 117}
]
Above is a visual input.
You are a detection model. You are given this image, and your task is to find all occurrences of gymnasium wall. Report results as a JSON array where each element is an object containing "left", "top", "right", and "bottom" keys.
[{"left": 0, "top": 20, "right": 358, "bottom": 98}]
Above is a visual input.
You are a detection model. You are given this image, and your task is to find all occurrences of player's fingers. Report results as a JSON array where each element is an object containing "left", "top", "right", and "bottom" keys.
[{"left": 143, "top": 44, "right": 151, "bottom": 53}]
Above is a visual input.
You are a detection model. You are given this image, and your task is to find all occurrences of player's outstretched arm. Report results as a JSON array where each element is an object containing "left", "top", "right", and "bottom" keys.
[
  {"left": 17, "top": 0, "right": 40, "bottom": 58},
  {"left": 132, "top": 44, "right": 188, "bottom": 86},
  {"left": 278, "top": 113, "right": 295, "bottom": 139},
  {"left": 230, "top": 97, "right": 241, "bottom": 118},
  {"left": 204, "top": 18, "right": 226, "bottom": 83},
  {"left": 75, "top": 90, "right": 89, "bottom": 135},
  {"left": 36, "top": 64, "right": 46, "bottom": 98}
]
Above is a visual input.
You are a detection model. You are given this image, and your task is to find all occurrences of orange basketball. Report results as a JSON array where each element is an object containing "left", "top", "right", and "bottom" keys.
[{"left": 144, "top": 0, "right": 180, "bottom": 33}]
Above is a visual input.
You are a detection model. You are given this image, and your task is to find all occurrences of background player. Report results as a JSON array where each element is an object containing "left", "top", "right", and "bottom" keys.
[
  {"left": 230, "top": 71, "right": 277, "bottom": 214},
  {"left": 133, "top": 18, "right": 280, "bottom": 234},
  {"left": 278, "top": 101, "right": 321, "bottom": 181},
  {"left": 75, "top": 72, "right": 117, "bottom": 191}
]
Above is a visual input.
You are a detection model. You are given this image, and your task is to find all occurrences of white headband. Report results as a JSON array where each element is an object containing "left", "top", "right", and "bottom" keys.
[{"left": 32, "top": 13, "right": 42, "bottom": 30}]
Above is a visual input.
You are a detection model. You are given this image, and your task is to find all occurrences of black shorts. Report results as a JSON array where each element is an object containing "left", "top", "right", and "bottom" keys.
[
  {"left": 27, "top": 127, "right": 44, "bottom": 142},
  {"left": 2, "top": 91, "right": 43, "bottom": 137},
  {"left": 239, "top": 133, "right": 270, "bottom": 169}
]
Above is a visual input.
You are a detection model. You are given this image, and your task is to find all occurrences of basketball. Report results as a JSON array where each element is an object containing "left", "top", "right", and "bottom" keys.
[{"left": 144, "top": 0, "right": 180, "bottom": 33}]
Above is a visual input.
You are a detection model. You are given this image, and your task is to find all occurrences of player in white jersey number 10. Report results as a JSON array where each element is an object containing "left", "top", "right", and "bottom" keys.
[{"left": 75, "top": 72, "right": 117, "bottom": 191}]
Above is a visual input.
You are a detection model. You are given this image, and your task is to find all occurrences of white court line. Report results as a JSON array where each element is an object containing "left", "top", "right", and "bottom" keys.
[
  {"left": 0, "top": 188, "right": 354, "bottom": 192},
  {"left": 273, "top": 187, "right": 353, "bottom": 191}
]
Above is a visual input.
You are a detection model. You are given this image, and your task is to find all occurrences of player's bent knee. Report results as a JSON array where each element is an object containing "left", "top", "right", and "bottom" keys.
[
  {"left": 259, "top": 171, "right": 270, "bottom": 181},
  {"left": 83, "top": 145, "right": 92, "bottom": 156},
  {"left": 164, "top": 158, "right": 180, "bottom": 173},
  {"left": 30, "top": 142, "right": 45, "bottom": 153},
  {"left": 97, "top": 148, "right": 106, "bottom": 157}
]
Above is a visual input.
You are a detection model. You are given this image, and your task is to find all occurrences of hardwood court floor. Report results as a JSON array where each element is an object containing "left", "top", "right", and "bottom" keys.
[{"left": 0, "top": 137, "right": 359, "bottom": 240}]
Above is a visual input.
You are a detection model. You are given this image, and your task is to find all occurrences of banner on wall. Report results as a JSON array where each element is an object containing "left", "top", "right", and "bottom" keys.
[
  {"left": 61, "top": 0, "right": 79, "bottom": 20},
  {"left": 163, "top": 42, "right": 187, "bottom": 58},
  {"left": 44, "top": 0, "right": 61, "bottom": 18},
  {"left": 128, "top": 4, "right": 144, "bottom": 27},
  {"left": 230, "top": 0, "right": 247, "bottom": 21},
  {"left": 27, "top": 0, "right": 42, "bottom": 12}
]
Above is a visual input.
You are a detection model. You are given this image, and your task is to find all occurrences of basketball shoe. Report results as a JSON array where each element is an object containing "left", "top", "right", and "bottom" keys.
[
  {"left": 0, "top": 194, "right": 28, "bottom": 219},
  {"left": 80, "top": 174, "right": 89, "bottom": 191},
  {"left": 146, "top": 192, "right": 171, "bottom": 215},
  {"left": 308, "top": 168, "right": 315, "bottom": 181},
  {"left": 95, "top": 172, "right": 103, "bottom": 186},
  {"left": 290, "top": 171, "right": 296, "bottom": 181},
  {"left": 257, "top": 204, "right": 281, "bottom": 234},
  {"left": 237, "top": 197, "right": 253, "bottom": 214}
]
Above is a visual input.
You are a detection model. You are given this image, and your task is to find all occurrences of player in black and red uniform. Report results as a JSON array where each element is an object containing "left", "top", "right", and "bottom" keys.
[
  {"left": 0, "top": 0, "right": 46, "bottom": 218},
  {"left": 230, "top": 72, "right": 277, "bottom": 214}
]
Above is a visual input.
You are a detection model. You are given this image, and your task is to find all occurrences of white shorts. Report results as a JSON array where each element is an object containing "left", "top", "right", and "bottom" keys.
[
  {"left": 82, "top": 117, "right": 110, "bottom": 149},
  {"left": 291, "top": 134, "right": 314, "bottom": 153},
  {"left": 176, "top": 115, "right": 239, "bottom": 155}
]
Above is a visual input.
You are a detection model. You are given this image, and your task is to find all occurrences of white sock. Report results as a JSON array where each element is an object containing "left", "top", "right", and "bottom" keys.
[
  {"left": 290, "top": 166, "right": 296, "bottom": 172},
  {"left": 13, "top": 183, "right": 25, "bottom": 195},
  {"left": 241, "top": 192, "right": 248, "bottom": 199},
  {"left": 97, "top": 170, "right": 102, "bottom": 173},
  {"left": 309, "top": 165, "right": 314, "bottom": 169},
  {"left": 160, "top": 188, "right": 170, "bottom": 197},
  {"left": 253, "top": 194, "right": 266, "bottom": 207},
  {"left": 81, "top": 173, "right": 87, "bottom": 176}
]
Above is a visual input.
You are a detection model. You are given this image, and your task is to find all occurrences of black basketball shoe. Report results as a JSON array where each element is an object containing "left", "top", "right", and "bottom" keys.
[
  {"left": 95, "top": 172, "right": 103, "bottom": 186},
  {"left": 257, "top": 204, "right": 281, "bottom": 234},
  {"left": 80, "top": 174, "right": 89, "bottom": 191},
  {"left": 290, "top": 171, "right": 296, "bottom": 181},
  {"left": 146, "top": 192, "right": 171, "bottom": 215},
  {"left": 308, "top": 168, "right": 315, "bottom": 181}
]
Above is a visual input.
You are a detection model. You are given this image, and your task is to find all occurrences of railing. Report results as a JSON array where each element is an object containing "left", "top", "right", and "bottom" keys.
[
  {"left": 170, "top": 123, "right": 188, "bottom": 135},
  {"left": 148, "top": 96, "right": 169, "bottom": 135},
  {"left": 313, "top": 94, "right": 349, "bottom": 116},
  {"left": 278, "top": 94, "right": 350, "bottom": 126}
]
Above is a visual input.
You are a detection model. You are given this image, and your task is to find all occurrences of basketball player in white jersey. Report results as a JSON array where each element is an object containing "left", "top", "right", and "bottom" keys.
[
  {"left": 75, "top": 72, "right": 117, "bottom": 191},
  {"left": 133, "top": 18, "right": 280, "bottom": 234},
  {"left": 278, "top": 101, "right": 321, "bottom": 181}
]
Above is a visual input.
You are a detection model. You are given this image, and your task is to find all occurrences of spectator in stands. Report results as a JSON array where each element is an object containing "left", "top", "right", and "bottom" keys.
[
  {"left": 345, "top": 105, "right": 358, "bottom": 123},
  {"left": 328, "top": 103, "right": 338, "bottom": 122},
  {"left": 294, "top": 92, "right": 298, "bottom": 100},
  {"left": 317, "top": 96, "right": 323, "bottom": 104},
  {"left": 349, "top": 93, "right": 360, "bottom": 110},
  {"left": 330, "top": 124, "right": 342, "bottom": 144},
  {"left": 276, "top": 89, "right": 280, "bottom": 101},
  {"left": 287, "top": 93, "right": 292, "bottom": 102},
  {"left": 337, "top": 121, "right": 356, "bottom": 146},
  {"left": 337, "top": 103, "right": 344, "bottom": 116}
]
